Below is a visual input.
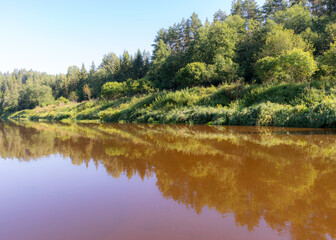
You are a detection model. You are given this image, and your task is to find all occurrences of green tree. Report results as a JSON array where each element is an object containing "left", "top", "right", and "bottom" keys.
[
  {"left": 101, "top": 82, "right": 126, "bottom": 99},
  {"left": 319, "top": 42, "right": 336, "bottom": 76},
  {"left": 66, "top": 66, "right": 80, "bottom": 93},
  {"left": 119, "top": 51, "right": 133, "bottom": 81},
  {"left": 175, "top": 62, "right": 216, "bottom": 88},
  {"left": 260, "top": 24, "right": 311, "bottom": 58},
  {"left": 192, "top": 21, "right": 237, "bottom": 64},
  {"left": 132, "top": 50, "right": 146, "bottom": 79},
  {"left": 213, "top": 9, "right": 228, "bottom": 22},
  {"left": 231, "top": 0, "right": 260, "bottom": 20},
  {"left": 77, "top": 63, "right": 88, "bottom": 101},
  {"left": 255, "top": 49, "right": 317, "bottom": 82},
  {"left": 262, "top": 0, "right": 288, "bottom": 19},
  {"left": 18, "top": 84, "right": 54, "bottom": 110},
  {"left": 83, "top": 84, "right": 92, "bottom": 100},
  {"left": 273, "top": 4, "right": 313, "bottom": 34},
  {"left": 100, "top": 52, "right": 120, "bottom": 81},
  {"left": 68, "top": 91, "right": 79, "bottom": 102}
]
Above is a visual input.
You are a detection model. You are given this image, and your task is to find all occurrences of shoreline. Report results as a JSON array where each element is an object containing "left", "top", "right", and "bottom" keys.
[{"left": 4, "top": 82, "right": 336, "bottom": 129}]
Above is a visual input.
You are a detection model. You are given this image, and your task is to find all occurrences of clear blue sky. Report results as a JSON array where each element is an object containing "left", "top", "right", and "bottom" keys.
[{"left": 0, "top": 0, "right": 265, "bottom": 74}]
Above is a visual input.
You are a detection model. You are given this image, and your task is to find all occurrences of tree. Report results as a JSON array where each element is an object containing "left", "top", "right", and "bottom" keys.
[
  {"left": 119, "top": 51, "right": 133, "bottom": 81},
  {"left": 231, "top": 0, "right": 260, "bottom": 21},
  {"left": 273, "top": 4, "right": 313, "bottom": 34},
  {"left": 231, "top": 0, "right": 244, "bottom": 17},
  {"left": 132, "top": 50, "right": 145, "bottom": 79},
  {"left": 279, "top": 48, "right": 317, "bottom": 82},
  {"left": 100, "top": 52, "right": 120, "bottom": 80},
  {"left": 18, "top": 84, "right": 54, "bottom": 110},
  {"left": 101, "top": 82, "right": 126, "bottom": 99},
  {"left": 192, "top": 21, "right": 237, "bottom": 64},
  {"left": 262, "top": 0, "right": 288, "bottom": 19},
  {"left": 149, "top": 39, "right": 172, "bottom": 88},
  {"left": 213, "top": 9, "right": 228, "bottom": 22},
  {"left": 260, "top": 24, "right": 311, "bottom": 58},
  {"left": 319, "top": 42, "right": 336, "bottom": 76},
  {"left": 309, "top": 0, "right": 336, "bottom": 16},
  {"left": 89, "top": 61, "right": 96, "bottom": 74},
  {"left": 175, "top": 62, "right": 216, "bottom": 88},
  {"left": 77, "top": 63, "right": 88, "bottom": 101},
  {"left": 68, "top": 91, "right": 79, "bottom": 102},
  {"left": 255, "top": 49, "right": 317, "bottom": 82},
  {"left": 66, "top": 66, "right": 80, "bottom": 93},
  {"left": 83, "top": 84, "right": 92, "bottom": 100}
]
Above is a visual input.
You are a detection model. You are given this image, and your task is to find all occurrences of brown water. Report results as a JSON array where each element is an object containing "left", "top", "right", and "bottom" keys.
[{"left": 0, "top": 122, "right": 336, "bottom": 240}]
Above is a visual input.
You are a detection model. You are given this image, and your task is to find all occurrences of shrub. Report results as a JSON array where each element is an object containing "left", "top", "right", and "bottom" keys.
[
  {"left": 101, "top": 79, "right": 153, "bottom": 99},
  {"left": 255, "top": 56, "right": 281, "bottom": 82},
  {"left": 56, "top": 96, "right": 69, "bottom": 104},
  {"left": 175, "top": 62, "right": 215, "bottom": 88},
  {"left": 18, "top": 85, "right": 54, "bottom": 110},
  {"left": 68, "top": 91, "right": 79, "bottom": 102},
  {"left": 319, "top": 42, "right": 336, "bottom": 77},
  {"left": 279, "top": 49, "right": 317, "bottom": 82},
  {"left": 124, "top": 78, "right": 154, "bottom": 95},
  {"left": 213, "top": 55, "right": 238, "bottom": 82},
  {"left": 101, "top": 82, "right": 127, "bottom": 99},
  {"left": 255, "top": 49, "right": 317, "bottom": 83},
  {"left": 260, "top": 25, "right": 311, "bottom": 58}
]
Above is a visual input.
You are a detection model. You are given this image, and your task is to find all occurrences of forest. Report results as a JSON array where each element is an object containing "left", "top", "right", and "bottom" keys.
[{"left": 2, "top": 0, "right": 336, "bottom": 127}]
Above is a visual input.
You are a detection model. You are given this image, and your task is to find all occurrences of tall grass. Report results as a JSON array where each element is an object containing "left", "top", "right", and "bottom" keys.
[{"left": 7, "top": 81, "right": 336, "bottom": 128}]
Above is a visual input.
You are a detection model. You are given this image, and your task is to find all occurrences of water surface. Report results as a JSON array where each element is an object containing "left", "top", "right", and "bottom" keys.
[{"left": 0, "top": 122, "right": 336, "bottom": 240}]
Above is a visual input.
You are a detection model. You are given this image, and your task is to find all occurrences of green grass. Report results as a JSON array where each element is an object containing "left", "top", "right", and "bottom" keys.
[{"left": 6, "top": 81, "right": 336, "bottom": 128}]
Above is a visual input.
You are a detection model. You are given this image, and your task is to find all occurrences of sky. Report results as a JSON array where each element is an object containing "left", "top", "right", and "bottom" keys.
[{"left": 0, "top": 0, "right": 265, "bottom": 74}]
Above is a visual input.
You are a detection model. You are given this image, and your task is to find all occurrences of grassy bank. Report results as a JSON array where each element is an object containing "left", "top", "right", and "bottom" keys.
[{"left": 6, "top": 82, "right": 336, "bottom": 128}]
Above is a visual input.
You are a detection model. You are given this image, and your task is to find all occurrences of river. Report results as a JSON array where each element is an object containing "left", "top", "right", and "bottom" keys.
[{"left": 0, "top": 122, "right": 335, "bottom": 240}]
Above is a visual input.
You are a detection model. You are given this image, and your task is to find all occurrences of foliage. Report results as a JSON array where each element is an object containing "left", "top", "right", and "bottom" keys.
[
  {"left": 83, "top": 84, "right": 92, "bottom": 100},
  {"left": 175, "top": 62, "right": 216, "bottom": 88},
  {"left": 18, "top": 85, "right": 54, "bottom": 110},
  {"left": 8, "top": 82, "right": 336, "bottom": 129},
  {"left": 101, "top": 82, "right": 126, "bottom": 99},
  {"left": 260, "top": 24, "right": 311, "bottom": 58},
  {"left": 101, "top": 79, "right": 153, "bottom": 99},
  {"left": 68, "top": 91, "right": 79, "bottom": 102},
  {"left": 319, "top": 42, "right": 336, "bottom": 76},
  {"left": 273, "top": 4, "right": 313, "bottom": 34},
  {"left": 256, "top": 49, "right": 317, "bottom": 82}
]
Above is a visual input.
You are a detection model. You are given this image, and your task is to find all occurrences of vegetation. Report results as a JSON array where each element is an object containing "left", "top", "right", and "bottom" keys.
[
  {"left": 7, "top": 81, "right": 336, "bottom": 128},
  {"left": 1, "top": 0, "right": 336, "bottom": 127}
]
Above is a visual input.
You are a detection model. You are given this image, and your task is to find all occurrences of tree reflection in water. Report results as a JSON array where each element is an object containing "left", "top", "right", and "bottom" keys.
[{"left": 1, "top": 121, "right": 336, "bottom": 240}]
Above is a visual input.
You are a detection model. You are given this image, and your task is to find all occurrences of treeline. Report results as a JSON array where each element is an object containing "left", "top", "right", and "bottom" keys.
[
  {"left": 0, "top": 50, "right": 150, "bottom": 113},
  {"left": 0, "top": 0, "right": 335, "bottom": 113}
]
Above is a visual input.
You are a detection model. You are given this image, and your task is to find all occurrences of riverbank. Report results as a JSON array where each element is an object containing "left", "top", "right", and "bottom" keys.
[{"left": 5, "top": 82, "right": 336, "bottom": 128}]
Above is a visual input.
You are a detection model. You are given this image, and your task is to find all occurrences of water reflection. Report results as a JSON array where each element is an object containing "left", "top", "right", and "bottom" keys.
[{"left": 1, "top": 121, "right": 336, "bottom": 240}]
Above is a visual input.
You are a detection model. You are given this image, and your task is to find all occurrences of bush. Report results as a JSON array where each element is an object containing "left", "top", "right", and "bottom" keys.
[
  {"left": 18, "top": 85, "right": 54, "bottom": 110},
  {"left": 175, "top": 62, "right": 216, "bottom": 88},
  {"left": 68, "top": 91, "right": 79, "bottom": 102},
  {"left": 213, "top": 55, "right": 238, "bottom": 82},
  {"left": 101, "top": 82, "right": 127, "bottom": 99},
  {"left": 255, "top": 56, "right": 281, "bottom": 82},
  {"left": 101, "top": 79, "right": 153, "bottom": 99},
  {"left": 124, "top": 78, "right": 154, "bottom": 95},
  {"left": 255, "top": 49, "right": 317, "bottom": 83},
  {"left": 56, "top": 96, "right": 69, "bottom": 104},
  {"left": 319, "top": 42, "right": 336, "bottom": 77},
  {"left": 279, "top": 49, "right": 317, "bottom": 82}
]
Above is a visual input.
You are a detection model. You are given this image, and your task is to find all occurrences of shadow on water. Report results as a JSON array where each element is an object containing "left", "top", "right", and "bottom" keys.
[{"left": 1, "top": 121, "right": 336, "bottom": 240}]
